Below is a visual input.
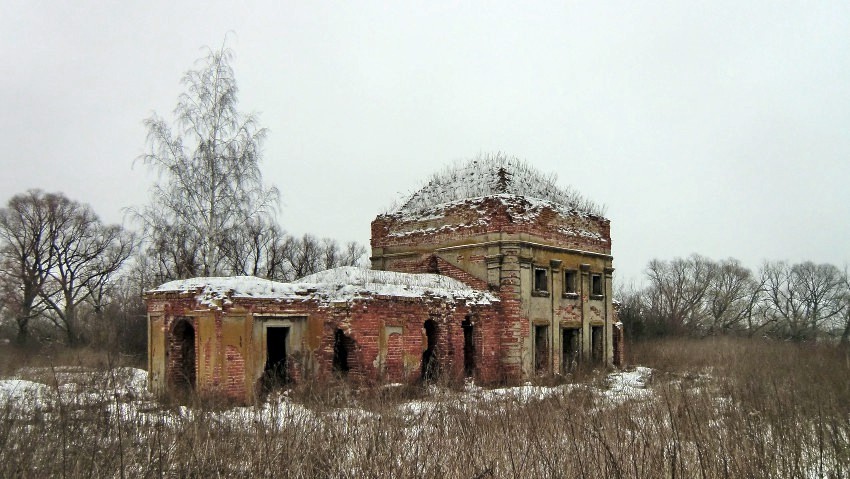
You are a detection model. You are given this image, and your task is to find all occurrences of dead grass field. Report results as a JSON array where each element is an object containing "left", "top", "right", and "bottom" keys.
[{"left": 0, "top": 337, "right": 848, "bottom": 478}]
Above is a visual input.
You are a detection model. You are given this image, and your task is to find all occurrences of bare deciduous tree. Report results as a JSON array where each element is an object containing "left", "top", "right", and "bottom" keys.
[
  {"left": 839, "top": 267, "right": 850, "bottom": 346},
  {"left": 0, "top": 190, "right": 57, "bottom": 343},
  {"left": 0, "top": 191, "right": 133, "bottom": 345},
  {"left": 220, "top": 217, "right": 287, "bottom": 279},
  {"left": 644, "top": 254, "right": 716, "bottom": 335},
  {"left": 704, "top": 258, "right": 762, "bottom": 334},
  {"left": 39, "top": 197, "right": 133, "bottom": 345},
  {"left": 136, "top": 43, "right": 278, "bottom": 279},
  {"left": 761, "top": 261, "right": 847, "bottom": 341},
  {"left": 277, "top": 234, "right": 367, "bottom": 281}
]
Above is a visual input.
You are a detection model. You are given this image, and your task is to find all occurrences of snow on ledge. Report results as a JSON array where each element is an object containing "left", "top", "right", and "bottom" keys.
[{"left": 149, "top": 267, "right": 497, "bottom": 307}]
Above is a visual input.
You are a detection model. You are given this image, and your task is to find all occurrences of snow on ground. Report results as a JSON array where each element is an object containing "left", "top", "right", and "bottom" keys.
[
  {"left": 0, "top": 366, "right": 153, "bottom": 419},
  {"left": 603, "top": 366, "right": 653, "bottom": 405},
  {"left": 0, "top": 366, "right": 656, "bottom": 423},
  {"left": 0, "top": 379, "right": 53, "bottom": 410}
]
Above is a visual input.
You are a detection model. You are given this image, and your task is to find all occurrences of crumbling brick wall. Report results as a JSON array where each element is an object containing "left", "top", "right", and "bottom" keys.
[
  {"left": 372, "top": 195, "right": 611, "bottom": 255},
  {"left": 148, "top": 290, "right": 500, "bottom": 402}
]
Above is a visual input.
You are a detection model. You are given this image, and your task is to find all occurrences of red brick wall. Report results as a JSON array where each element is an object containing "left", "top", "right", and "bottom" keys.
[
  {"left": 373, "top": 196, "right": 611, "bottom": 255},
  {"left": 149, "top": 291, "right": 503, "bottom": 401},
  {"left": 224, "top": 345, "right": 244, "bottom": 399},
  {"left": 432, "top": 256, "right": 489, "bottom": 290}
]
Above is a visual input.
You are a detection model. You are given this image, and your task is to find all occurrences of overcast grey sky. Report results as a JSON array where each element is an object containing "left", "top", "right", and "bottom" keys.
[{"left": 2, "top": 1, "right": 849, "bottom": 285}]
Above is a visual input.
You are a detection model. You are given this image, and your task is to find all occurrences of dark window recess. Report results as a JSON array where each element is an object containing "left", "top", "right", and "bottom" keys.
[
  {"left": 172, "top": 319, "right": 196, "bottom": 390},
  {"left": 591, "top": 326, "right": 604, "bottom": 363},
  {"left": 564, "top": 270, "right": 578, "bottom": 294},
  {"left": 534, "top": 325, "right": 549, "bottom": 374},
  {"left": 591, "top": 274, "right": 603, "bottom": 297},
  {"left": 534, "top": 268, "right": 548, "bottom": 292},
  {"left": 332, "top": 328, "right": 351, "bottom": 374},
  {"left": 562, "top": 328, "right": 581, "bottom": 373},
  {"left": 462, "top": 317, "right": 475, "bottom": 378},
  {"left": 421, "top": 320, "right": 439, "bottom": 381}
]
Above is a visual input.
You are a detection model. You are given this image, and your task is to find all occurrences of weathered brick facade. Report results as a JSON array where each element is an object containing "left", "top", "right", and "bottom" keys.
[
  {"left": 146, "top": 160, "right": 622, "bottom": 403},
  {"left": 371, "top": 193, "right": 618, "bottom": 382},
  {"left": 147, "top": 271, "right": 501, "bottom": 403}
]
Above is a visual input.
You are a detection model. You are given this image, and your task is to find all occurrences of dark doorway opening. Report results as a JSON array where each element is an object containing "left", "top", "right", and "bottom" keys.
[
  {"left": 591, "top": 326, "right": 604, "bottom": 363},
  {"left": 613, "top": 326, "right": 623, "bottom": 367},
  {"left": 462, "top": 317, "right": 475, "bottom": 378},
  {"left": 562, "top": 328, "right": 581, "bottom": 373},
  {"left": 263, "top": 326, "right": 290, "bottom": 390},
  {"left": 333, "top": 328, "right": 351, "bottom": 374},
  {"left": 172, "top": 319, "right": 196, "bottom": 390},
  {"left": 534, "top": 325, "right": 549, "bottom": 374},
  {"left": 421, "top": 319, "right": 439, "bottom": 381}
]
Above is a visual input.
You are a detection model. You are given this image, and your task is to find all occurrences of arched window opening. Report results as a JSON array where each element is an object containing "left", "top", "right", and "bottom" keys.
[{"left": 333, "top": 328, "right": 352, "bottom": 374}]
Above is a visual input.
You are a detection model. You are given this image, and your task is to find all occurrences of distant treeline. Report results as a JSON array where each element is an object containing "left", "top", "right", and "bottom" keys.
[
  {"left": 0, "top": 189, "right": 366, "bottom": 351},
  {"left": 618, "top": 255, "right": 850, "bottom": 343}
]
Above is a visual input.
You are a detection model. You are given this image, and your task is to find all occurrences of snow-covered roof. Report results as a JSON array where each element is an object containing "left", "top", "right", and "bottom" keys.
[
  {"left": 390, "top": 154, "right": 606, "bottom": 217},
  {"left": 383, "top": 193, "right": 608, "bottom": 242},
  {"left": 149, "top": 266, "right": 497, "bottom": 308}
]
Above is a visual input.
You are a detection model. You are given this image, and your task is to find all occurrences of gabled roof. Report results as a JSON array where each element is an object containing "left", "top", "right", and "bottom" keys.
[{"left": 391, "top": 153, "right": 606, "bottom": 217}]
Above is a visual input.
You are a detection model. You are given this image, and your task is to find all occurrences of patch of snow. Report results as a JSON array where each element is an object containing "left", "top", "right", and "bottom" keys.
[
  {"left": 477, "top": 382, "right": 565, "bottom": 402},
  {"left": 150, "top": 266, "right": 497, "bottom": 308},
  {"left": 0, "top": 379, "right": 53, "bottom": 406},
  {"left": 602, "top": 367, "right": 653, "bottom": 404},
  {"left": 390, "top": 154, "right": 606, "bottom": 217}
]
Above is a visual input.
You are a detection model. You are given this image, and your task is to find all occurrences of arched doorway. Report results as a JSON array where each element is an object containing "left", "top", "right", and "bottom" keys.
[
  {"left": 333, "top": 328, "right": 352, "bottom": 375},
  {"left": 462, "top": 316, "right": 475, "bottom": 378},
  {"left": 171, "top": 318, "right": 196, "bottom": 390},
  {"left": 421, "top": 319, "right": 439, "bottom": 381}
]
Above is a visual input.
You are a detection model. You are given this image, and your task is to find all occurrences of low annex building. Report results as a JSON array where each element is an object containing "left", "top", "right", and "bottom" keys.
[{"left": 146, "top": 157, "right": 623, "bottom": 402}]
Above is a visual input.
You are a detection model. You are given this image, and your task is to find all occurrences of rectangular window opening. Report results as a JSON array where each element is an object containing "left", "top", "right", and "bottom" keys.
[
  {"left": 591, "top": 274, "right": 603, "bottom": 297},
  {"left": 534, "top": 268, "right": 549, "bottom": 293},
  {"left": 564, "top": 270, "right": 578, "bottom": 295}
]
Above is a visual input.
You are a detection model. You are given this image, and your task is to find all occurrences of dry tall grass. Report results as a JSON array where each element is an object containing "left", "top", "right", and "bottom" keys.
[{"left": 0, "top": 338, "right": 847, "bottom": 478}]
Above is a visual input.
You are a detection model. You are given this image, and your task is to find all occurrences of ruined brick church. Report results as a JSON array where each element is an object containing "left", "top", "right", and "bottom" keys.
[{"left": 146, "top": 158, "right": 623, "bottom": 403}]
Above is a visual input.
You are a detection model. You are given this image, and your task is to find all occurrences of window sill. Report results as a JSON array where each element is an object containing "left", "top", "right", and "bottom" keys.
[
  {"left": 590, "top": 294, "right": 604, "bottom": 300},
  {"left": 531, "top": 290, "right": 550, "bottom": 298},
  {"left": 562, "top": 292, "right": 579, "bottom": 299}
]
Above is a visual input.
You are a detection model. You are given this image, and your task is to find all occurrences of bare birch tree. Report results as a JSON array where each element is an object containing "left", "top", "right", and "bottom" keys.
[
  {"left": 136, "top": 43, "right": 278, "bottom": 279},
  {"left": 219, "top": 217, "right": 287, "bottom": 279}
]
